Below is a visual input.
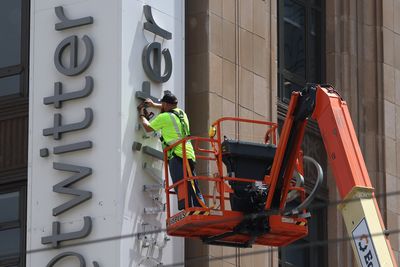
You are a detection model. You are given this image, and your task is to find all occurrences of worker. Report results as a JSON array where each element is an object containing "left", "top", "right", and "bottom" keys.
[{"left": 138, "top": 93, "right": 205, "bottom": 210}]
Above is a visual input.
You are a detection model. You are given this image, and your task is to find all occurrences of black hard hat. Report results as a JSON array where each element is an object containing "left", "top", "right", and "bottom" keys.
[{"left": 160, "top": 93, "right": 178, "bottom": 104}]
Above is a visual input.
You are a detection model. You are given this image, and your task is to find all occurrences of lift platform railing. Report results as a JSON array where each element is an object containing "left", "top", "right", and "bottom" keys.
[
  {"left": 210, "top": 116, "right": 278, "bottom": 145},
  {"left": 164, "top": 136, "right": 219, "bottom": 219},
  {"left": 164, "top": 136, "right": 244, "bottom": 219},
  {"left": 164, "top": 117, "right": 282, "bottom": 221},
  {"left": 163, "top": 118, "right": 313, "bottom": 248}
]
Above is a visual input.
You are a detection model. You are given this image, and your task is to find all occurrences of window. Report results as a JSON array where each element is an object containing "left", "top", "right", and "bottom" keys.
[
  {"left": 0, "top": 0, "right": 30, "bottom": 98},
  {"left": 0, "top": 0, "right": 29, "bottom": 266},
  {"left": 279, "top": 199, "right": 328, "bottom": 267},
  {"left": 278, "top": 0, "right": 324, "bottom": 102},
  {"left": 278, "top": 1, "right": 327, "bottom": 266},
  {"left": 0, "top": 184, "right": 26, "bottom": 267}
]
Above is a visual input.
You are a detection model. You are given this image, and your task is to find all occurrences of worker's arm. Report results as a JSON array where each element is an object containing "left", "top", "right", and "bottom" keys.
[
  {"left": 140, "top": 116, "right": 154, "bottom": 132},
  {"left": 139, "top": 107, "right": 155, "bottom": 132},
  {"left": 145, "top": 98, "right": 162, "bottom": 109}
]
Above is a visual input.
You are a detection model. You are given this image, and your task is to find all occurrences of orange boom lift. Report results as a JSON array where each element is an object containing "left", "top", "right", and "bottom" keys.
[{"left": 163, "top": 84, "right": 397, "bottom": 266}]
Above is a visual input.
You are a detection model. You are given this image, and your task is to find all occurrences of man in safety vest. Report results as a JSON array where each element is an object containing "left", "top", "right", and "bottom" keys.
[{"left": 139, "top": 93, "right": 205, "bottom": 210}]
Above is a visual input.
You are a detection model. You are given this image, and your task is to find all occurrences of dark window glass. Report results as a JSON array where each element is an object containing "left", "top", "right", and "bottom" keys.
[
  {"left": 278, "top": 0, "right": 324, "bottom": 102},
  {"left": 0, "top": 186, "right": 26, "bottom": 266},
  {"left": 283, "top": 79, "right": 303, "bottom": 102},
  {"left": 0, "top": 0, "right": 21, "bottom": 68},
  {"left": 284, "top": 0, "right": 305, "bottom": 78},
  {"left": 0, "top": 228, "right": 20, "bottom": 258},
  {"left": 307, "top": 201, "right": 327, "bottom": 266},
  {"left": 281, "top": 240, "right": 308, "bottom": 267},
  {"left": 0, "top": 0, "right": 27, "bottom": 98},
  {"left": 279, "top": 199, "right": 327, "bottom": 267},
  {"left": 0, "top": 191, "right": 19, "bottom": 223},
  {"left": 278, "top": 1, "right": 327, "bottom": 266},
  {"left": 309, "top": 10, "right": 321, "bottom": 82},
  {"left": 311, "top": 0, "right": 321, "bottom": 7},
  {"left": 0, "top": 75, "right": 21, "bottom": 97}
]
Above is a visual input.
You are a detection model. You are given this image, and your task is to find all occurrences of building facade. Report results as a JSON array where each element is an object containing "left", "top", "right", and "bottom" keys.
[
  {"left": 185, "top": 0, "right": 400, "bottom": 266},
  {"left": 0, "top": 0, "right": 398, "bottom": 266}
]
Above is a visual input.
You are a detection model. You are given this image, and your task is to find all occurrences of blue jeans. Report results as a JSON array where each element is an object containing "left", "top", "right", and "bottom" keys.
[{"left": 168, "top": 156, "right": 204, "bottom": 210}]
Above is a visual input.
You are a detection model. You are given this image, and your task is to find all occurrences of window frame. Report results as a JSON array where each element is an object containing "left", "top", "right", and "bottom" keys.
[
  {"left": 279, "top": 198, "right": 328, "bottom": 267},
  {"left": 0, "top": 1, "right": 29, "bottom": 265},
  {"left": 277, "top": 0, "right": 328, "bottom": 266},
  {"left": 0, "top": 0, "right": 30, "bottom": 99},
  {"left": 277, "top": 0, "right": 325, "bottom": 103},
  {"left": 0, "top": 183, "right": 27, "bottom": 267}
]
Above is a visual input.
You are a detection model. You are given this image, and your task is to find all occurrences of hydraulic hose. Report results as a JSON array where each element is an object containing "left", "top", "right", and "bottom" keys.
[
  {"left": 286, "top": 171, "right": 304, "bottom": 203},
  {"left": 286, "top": 155, "right": 323, "bottom": 215}
]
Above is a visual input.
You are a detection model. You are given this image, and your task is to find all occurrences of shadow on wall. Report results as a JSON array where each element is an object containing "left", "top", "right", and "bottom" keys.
[{"left": 120, "top": 19, "right": 167, "bottom": 266}]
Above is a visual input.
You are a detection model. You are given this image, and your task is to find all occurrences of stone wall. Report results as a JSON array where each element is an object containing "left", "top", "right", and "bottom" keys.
[
  {"left": 185, "top": 0, "right": 278, "bottom": 266},
  {"left": 326, "top": 0, "right": 399, "bottom": 265},
  {"left": 185, "top": 0, "right": 400, "bottom": 266}
]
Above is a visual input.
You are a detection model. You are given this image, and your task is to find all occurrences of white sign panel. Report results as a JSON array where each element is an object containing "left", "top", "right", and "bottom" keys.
[
  {"left": 352, "top": 218, "right": 380, "bottom": 267},
  {"left": 28, "top": 0, "right": 184, "bottom": 266}
]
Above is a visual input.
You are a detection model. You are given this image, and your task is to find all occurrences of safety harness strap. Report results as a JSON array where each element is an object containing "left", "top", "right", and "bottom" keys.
[
  {"left": 168, "top": 112, "right": 182, "bottom": 139},
  {"left": 185, "top": 158, "right": 208, "bottom": 209},
  {"left": 161, "top": 110, "right": 191, "bottom": 157},
  {"left": 169, "top": 109, "right": 190, "bottom": 136}
]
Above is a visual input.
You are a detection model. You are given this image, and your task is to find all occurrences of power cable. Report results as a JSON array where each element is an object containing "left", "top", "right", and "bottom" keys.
[
  {"left": 164, "top": 229, "right": 400, "bottom": 266},
  {"left": 25, "top": 190, "right": 400, "bottom": 256}
]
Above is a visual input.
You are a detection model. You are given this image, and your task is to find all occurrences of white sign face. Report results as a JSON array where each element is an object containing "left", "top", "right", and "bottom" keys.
[
  {"left": 352, "top": 218, "right": 380, "bottom": 267},
  {"left": 28, "top": 0, "right": 184, "bottom": 266}
]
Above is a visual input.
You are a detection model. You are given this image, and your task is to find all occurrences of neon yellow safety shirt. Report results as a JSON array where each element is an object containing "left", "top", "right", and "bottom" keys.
[{"left": 149, "top": 108, "right": 196, "bottom": 160}]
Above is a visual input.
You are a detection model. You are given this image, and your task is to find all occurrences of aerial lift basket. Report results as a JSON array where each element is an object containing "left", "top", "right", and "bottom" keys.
[
  {"left": 164, "top": 115, "right": 312, "bottom": 248},
  {"left": 163, "top": 84, "right": 397, "bottom": 266}
]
